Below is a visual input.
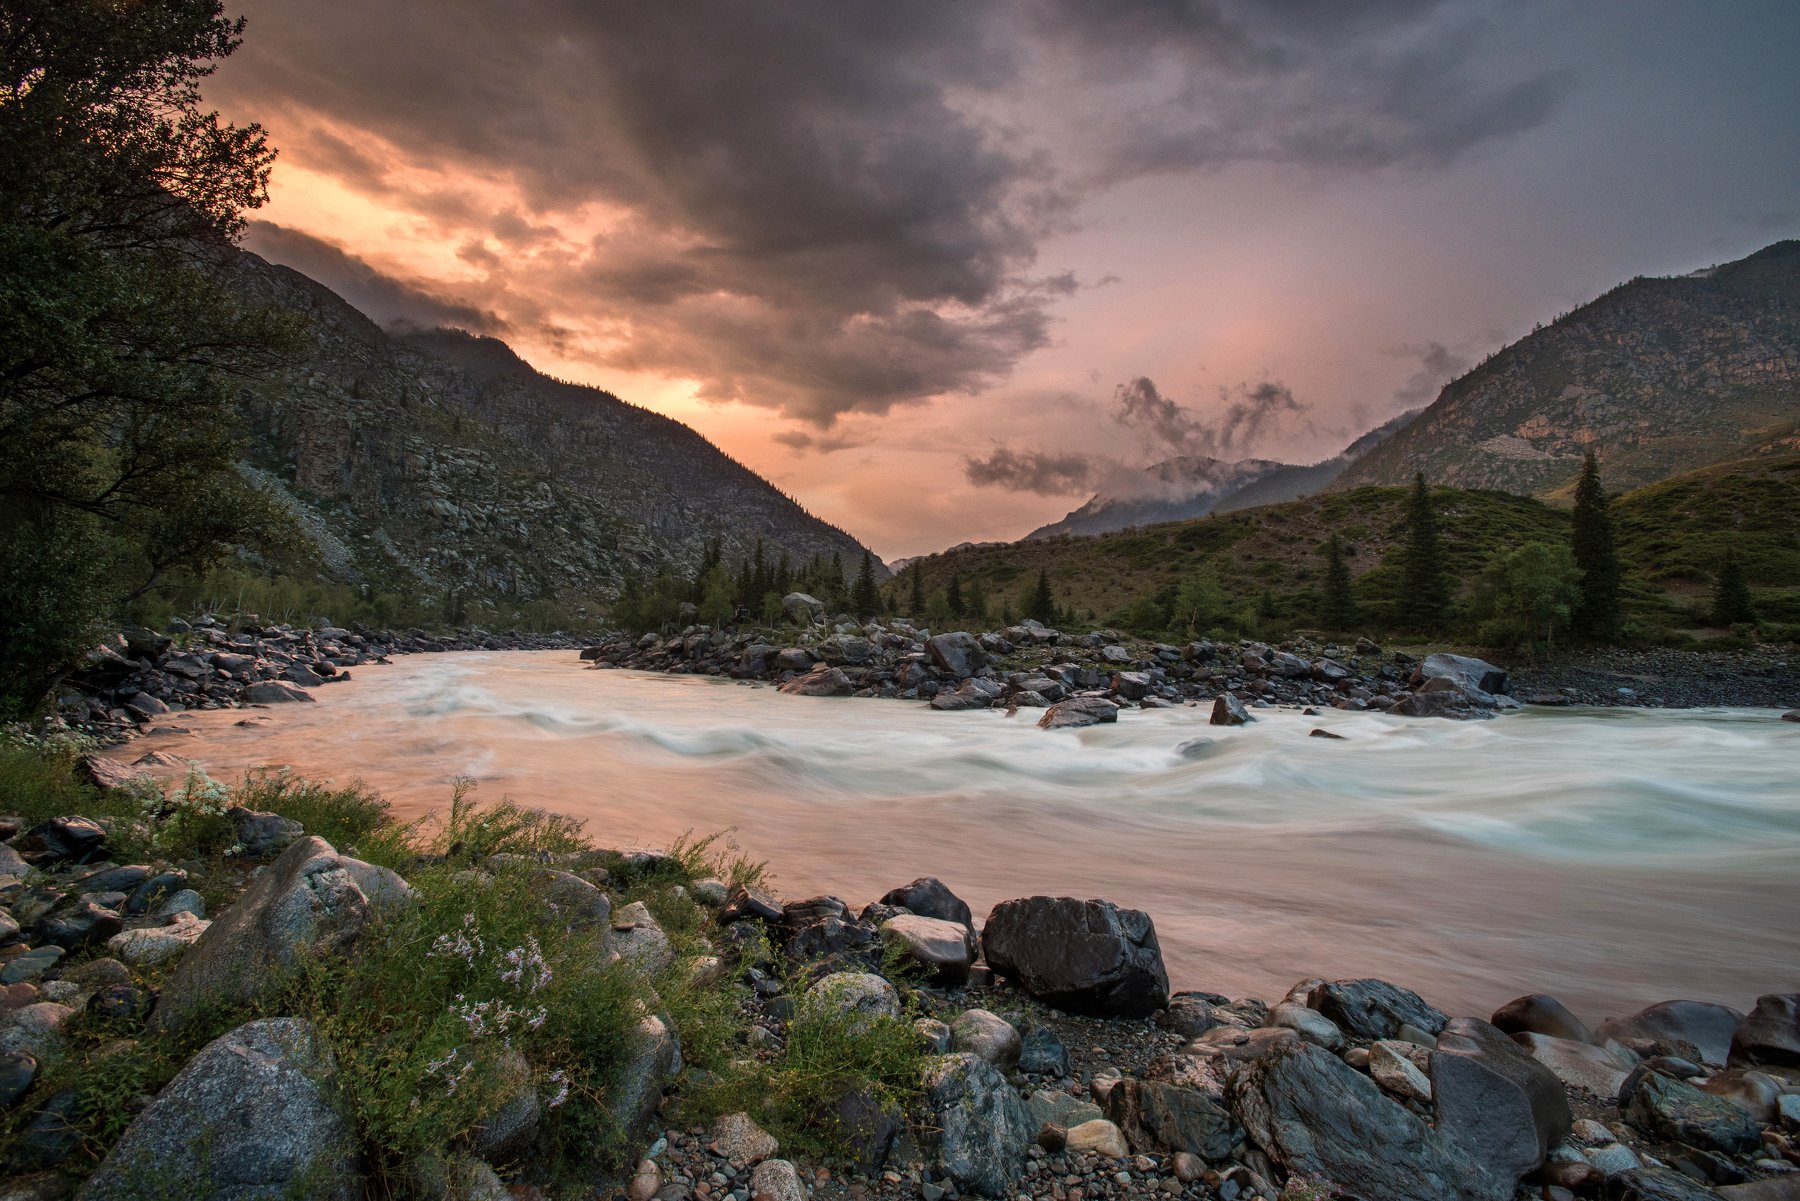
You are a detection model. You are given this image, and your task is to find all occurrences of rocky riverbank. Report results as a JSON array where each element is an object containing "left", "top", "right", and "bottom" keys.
[
  {"left": 581, "top": 596, "right": 1532, "bottom": 725},
  {"left": 1508, "top": 646, "right": 1800, "bottom": 710},
  {"left": 1, "top": 779, "right": 1796, "bottom": 1201}
]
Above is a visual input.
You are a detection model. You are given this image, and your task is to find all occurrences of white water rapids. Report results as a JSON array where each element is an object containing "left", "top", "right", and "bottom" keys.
[{"left": 122, "top": 650, "right": 1800, "bottom": 1021}]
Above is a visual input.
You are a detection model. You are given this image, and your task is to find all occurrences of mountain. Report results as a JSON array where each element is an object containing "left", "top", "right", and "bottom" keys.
[
  {"left": 1024, "top": 410, "right": 1421, "bottom": 540},
  {"left": 222, "top": 250, "right": 876, "bottom": 609},
  {"left": 1025, "top": 455, "right": 1290, "bottom": 540},
  {"left": 1333, "top": 241, "right": 1800, "bottom": 495}
]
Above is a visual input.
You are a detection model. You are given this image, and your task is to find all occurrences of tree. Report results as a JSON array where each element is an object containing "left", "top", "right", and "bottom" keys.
[
  {"left": 945, "top": 574, "right": 964, "bottom": 617},
  {"left": 850, "top": 551, "right": 880, "bottom": 619},
  {"left": 909, "top": 565, "right": 926, "bottom": 615},
  {"left": 1320, "top": 534, "right": 1356, "bottom": 631},
  {"left": 1474, "top": 541, "right": 1581, "bottom": 653},
  {"left": 1570, "top": 451, "right": 1622, "bottom": 641},
  {"left": 697, "top": 566, "right": 735, "bottom": 626},
  {"left": 1027, "top": 568, "right": 1056, "bottom": 626},
  {"left": 964, "top": 578, "right": 988, "bottom": 625},
  {"left": 1711, "top": 554, "right": 1756, "bottom": 626},
  {"left": 1399, "top": 473, "right": 1452, "bottom": 632},
  {"left": 1172, "top": 565, "right": 1227, "bottom": 635},
  {"left": 1, "top": 1, "right": 297, "bottom": 706}
]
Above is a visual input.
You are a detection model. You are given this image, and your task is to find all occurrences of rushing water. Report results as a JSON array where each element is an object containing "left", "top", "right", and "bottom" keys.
[{"left": 121, "top": 650, "right": 1800, "bottom": 1020}]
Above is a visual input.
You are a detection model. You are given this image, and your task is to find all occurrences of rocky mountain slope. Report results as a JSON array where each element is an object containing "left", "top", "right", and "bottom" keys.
[
  {"left": 1333, "top": 240, "right": 1800, "bottom": 495},
  {"left": 221, "top": 251, "right": 875, "bottom": 609}
]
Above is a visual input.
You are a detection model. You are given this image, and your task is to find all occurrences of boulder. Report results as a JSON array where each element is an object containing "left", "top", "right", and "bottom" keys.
[
  {"left": 1696, "top": 1069, "right": 1783, "bottom": 1125},
  {"left": 0, "top": 1049, "right": 36, "bottom": 1107},
  {"left": 36, "top": 897, "right": 123, "bottom": 949},
  {"left": 1435, "top": 1016, "right": 1572, "bottom": 1161},
  {"left": 1209, "top": 694, "right": 1251, "bottom": 726},
  {"left": 981, "top": 896, "right": 1170, "bottom": 1018},
  {"left": 1105, "top": 1078, "right": 1240, "bottom": 1160},
  {"left": 82, "top": 1018, "right": 361, "bottom": 1201},
  {"left": 1431, "top": 1050, "right": 1544, "bottom": 1185},
  {"left": 879, "top": 915, "right": 975, "bottom": 986},
  {"left": 224, "top": 808, "right": 304, "bottom": 858},
  {"left": 1596, "top": 1000, "right": 1744, "bottom": 1065},
  {"left": 925, "top": 632, "right": 986, "bottom": 679},
  {"left": 1019, "top": 1026, "right": 1069, "bottom": 1077},
  {"left": 1063, "top": 1118, "right": 1129, "bottom": 1158},
  {"left": 781, "top": 593, "right": 825, "bottom": 624},
  {"left": 1267, "top": 1001, "right": 1344, "bottom": 1050},
  {"left": 1037, "top": 697, "right": 1119, "bottom": 729},
  {"left": 710, "top": 1112, "right": 778, "bottom": 1168},
  {"left": 749, "top": 1159, "right": 808, "bottom": 1201},
  {"left": 1413, "top": 653, "right": 1508, "bottom": 696},
  {"left": 15, "top": 816, "right": 108, "bottom": 866},
  {"left": 1492, "top": 993, "right": 1595, "bottom": 1044},
  {"left": 1603, "top": 1167, "right": 1727, "bottom": 1200},
  {"left": 1622, "top": 1071, "right": 1761, "bottom": 1155},
  {"left": 929, "top": 678, "right": 1000, "bottom": 711},
  {"left": 1307, "top": 978, "right": 1447, "bottom": 1041},
  {"left": 106, "top": 911, "right": 210, "bottom": 966},
  {"left": 1228, "top": 1042, "right": 1507, "bottom": 1201},
  {"left": 609, "top": 901, "right": 673, "bottom": 974},
  {"left": 1369, "top": 1040, "right": 1433, "bottom": 1102},
  {"left": 464, "top": 1047, "right": 539, "bottom": 1163},
  {"left": 1729, "top": 992, "right": 1800, "bottom": 1068},
  {"left": 1513, "top": 1031, "right": 1635, "bottom": 1101},
  {"left": 806, "top": 972, "right": 899, "bottom": 1032},
  {"left": 242, "top": 681, "right": 313, "bottom": 704},
  {"left": 950, "top": 1009, "right": 1020, "bottom": 1071},
  {"left": 0, "top": 1002, "right": 74, "bottom": 1061},
  {"left": 878, "top": 877, "right": 974, "bottom": 940},
  {"left": 920, "top": 1053, "right": 1033, "bottom": 1197},
  {"left": 778, "top": 665, "right": 854, "bottom": 697},
  {"left": 609, "top": 1014, "right": 681, "bottom": 1141},
  {"left": 151, "top": 836, "right": 411, "bottom": 1031}
]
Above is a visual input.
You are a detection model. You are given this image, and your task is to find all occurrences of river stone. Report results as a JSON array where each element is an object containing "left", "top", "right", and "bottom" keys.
[
  {"left": 1514, "top": 1031, "right": 1635, "bottom": 1100},
  {"left": 610, "top": 1014, "right": 681, "bottom": 1141},
  {"left": 1028, "top": 1089, "right": 1103, "bottom": 1131},
  {"left": 1105, "top": 1078, "right": 1240, "bottom": 1160},
  {"left": 0, "top": 1002, "right": 74, "bottom": 1060},
  {"left": 463, "top": 1047, "right": 538, "bottom": 1163},
  {"left": 151, "top": 836, "right": 411, "bottom": 1032},
  {"left": 1623, "top": 1071, "right": 1761, "bottom": 1155},
  {"left": 1697, "top": 1069, "right": 1783, "bottom": 1124},
  {"left": 778, "top": 665, "right": 854, "bottom": 697},
  {"left": 1229, "top": 1042, "right": 1507, "bottom": 1201},
  {"left": 710, "top": 1112, "right": 779, "bottom": 1168},
  {"left": 153, "top": 889, "right": 206, "bottom": 921},
  {"left": 1268, "top": 1001, "right": 1344, "bottom": 1050},
  {"left": 1159, "top": 993, "right": 1245, "bottom": 1039},
  {"left": 1019, "top": 1025, "right": 1070, "bottom": 1077},
  {"left": 82, "top": 1018, "right": 360, "bottom": 1201},
  {"left": 749, "top": 1158, "right": 807, "bottom": 1201},
  {"left": 1064, "top": 1118, "right": 1129, "bottom": 1158},
  {"left": 981, "top": 896, "right": 1170, "bottom": 1018},
  {"left": 126, "top": 870, "right": 191, "bottom": 915},
  {"left": 0, "top": 946, "right": 63, "bottom": 984},
  {"left": 1209, "top": 694, "right": 1251, "bottom": 726},
  {"left": 720, "top": 882, "right": 784, "bottom": 925},
  {"left": 950, "top": 1009, "right": 1021, "bottom": 1071},
  {"left": 1432, "top": 1049, "right": 1544, "bottom": 1184},
  {"left": 807, "top": 972, "right": 899, "bottom": 1032},
  {"left": 1597, "top": 1000, "right": 1744, "bottom": 1066},
  {"left": 224, "top": 807, "right": 304, "bottom": 858},
  {"left": 879, "top": 877, "right": 974, "bottom": 936},
  {"left": 1604, "top": 1166, "right": 1732, "bottom": 1200},
  {"left": 0, "top": 1049, "right": 36, "bottom": 1107},
  {"left": 1308, "top": 978, "right": 1447, "bottom": 1041},
  {"left": 1436, "top": 1016, "right": 1572, "bottom": 1159},
  {"left": 610, "top": 901, "right": 673, "bottom": 974},
  {"left": 1414, "top": 653, "right": 1508, "bottom": 696},
  {"left": 36, "top": 896, "right": 124, "bottom": 949},
  {"left": 925, "top": 632, "right": 986, "bottom": 679},
  {"left": 1370, "top": 1040, "right": 1434, "bottom": 1102},
  {"left": 1729, "top": 993, "right": 1800, "bottom": 1068},
  {"left": 16, "top": 816, "right": 108, "bottom": 866},
  {"left": 242, "top": 680, "right": 313, "bottom": 704},
  {"left": 880, "top": 915, "right": 974, "bottom": 985},
  {"left": 1038, "top": 696, "right": 1120, "bottom": 729},
  {"left": 106, "top": 911, "right": 210, "bottom": 967},
  {"left": 69, "top": 865, "right": 151, "bottom": 896},
  {"left": 1493, "top": 993, "right": 1596, "bottom": 1044},
  {"left": 921, "top": 1053, "right": 1032, "bottom": 1197}
]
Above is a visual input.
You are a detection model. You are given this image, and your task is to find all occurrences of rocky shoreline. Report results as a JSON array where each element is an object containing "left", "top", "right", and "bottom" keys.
[{"left": 1, "top": 793, "right": 1796, "bottom": 1201}]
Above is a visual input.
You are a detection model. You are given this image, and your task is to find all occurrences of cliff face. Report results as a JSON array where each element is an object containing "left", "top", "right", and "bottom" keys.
[
  {"left": 1333, "top": 241, "right": 1800, "bottom": 496},
  {"left": 222, "top": 251, "right": 876, "bottom": 604}
]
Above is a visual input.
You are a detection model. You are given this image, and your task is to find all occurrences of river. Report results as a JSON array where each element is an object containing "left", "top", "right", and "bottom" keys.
[{"left": 119, "top": 650, "right": 1800, "bottom": 1022}]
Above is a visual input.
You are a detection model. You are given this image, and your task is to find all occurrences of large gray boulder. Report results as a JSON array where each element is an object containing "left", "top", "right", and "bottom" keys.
[
  {"left": 82, "top": 1018, "right": 361, "bottom": 1200},
  {"left": 1037, "top": 696, "right": 1119, "bottom": 729},
  {"left": 1413, "top": 653, "right": 1508, "bottom": 697},
  {"left": 609, "top": 1014, "right": 682, "bottom": 1141},
  {"left": 1435, "top": 1016, "right": 1572, "bottom": 1162},
  {"left": 1105, "top": 1078, "right": 1240, "bottom": 1160},
  {"left": 925, "top": 632, "right": 986, "bottom": 679},
  {"left": 1307, "top": 978, "right": 1447, "bottom": 1041},
  {"left": 981, "top": 896, "right": 1169, "bottom": 1018},
  {"left": 777, "top": 665, "right": 854, "bottom": 697},
  {"left": 1430, "top": 1050, "right": 1544, "bottom": 1186},
  {"left": 1596, "top": 999, "right": 1744, "bottom": 1065},
  {"left": 151, "top": 836, "right": 411, "bottom": 1032},
  {"left": 1622, "top": 1070, "right": 1761, "bottom": 1155},
  {"left": 1229, "top": 1042, "right": 1507, "bottom": 1201},
  {"left": 920, "top": 1053, "right": 1032, "bottom": 1197},
  {"left": 879, "top": 915, "right": 975, "bottom": 986},
  {"left": 1730, "top": 992, "right": 1800, "bottom": 1068},
  {"left": 781, "top": 593, "right": 825, "bottom": 625}
]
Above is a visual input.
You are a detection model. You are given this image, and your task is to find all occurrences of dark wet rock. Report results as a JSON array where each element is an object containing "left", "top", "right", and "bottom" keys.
[
  {"left": 68, "top": 866, "right": 151, "bottom": 896},
  {"left": 152, "top": 836, "right": 411, "bottom": 1031},
  {"left": 242, "top": 680, "right": 314, "bottom": 704},
  {"left": 981, "top": 896, "right": 1170, "bottom": 1018},
  {"left": 36, "top": 898, "right": 123, "bottom": 950},
  {"left": 15, "top": 817, "right": 107, "bottom": 867},
  {"left": 1037, "top": 696, "right": 1119, "bottom": 729},
  {"left": 123, "top": 871, "right": 189, "bottom": 916},
  {"left": 929, "top": 678, "right": 1001, "bottom": 711},
  {"left": 1018, "top": 1025, "right": 1069, "bottom": 1077},
  {"left": 1414, "top": 652, "right": 1508, "bottom": 696},
  {"left": 777, "top": 665, "right": 854, "bottom": 697},
  {"left": 1105, "top": 1078, "right": 1240, "bottom": 1160},
  {"left": 925, "top": 632, "right": 986, "bottom": 679},
  {"left": 86, "top": 984, "right": 156, "bottom": 1024},
  {"left": 1157, "top": 993, "right": 1242, "bottom": 1039},
  {"left": 1493, "top": 993, "right": 1595, "bottom": 1044},
  {"left": 0, "top": 946, "right": 63, "bottom": 985},
  {"left": 1431, "top": 1048, "right": 1544, "bottom": 1184},
  {"left": 1174, "top": 737, "right": 1217, "bottom": 759},
  {"left": 1729, "top": 992, "right": 1800, "bottom": 1068},
  {"left": 1308, "top": 978, "right": 1447, "bottom": 1041},
  {"left": 1229, "top": 1042, "right": 1506, "bottom": 1201},
  {"left": 1209, "top": 693, "right": 1251, "bottom": 726},
  {"left": 1308, "top": 727, "right": 1346, "bottom": 740},
  {"left": 1603, "top": 1166, "right": 1729, "bottom": 1200},
  {"left": 1622, "top": 1071, "right": 1761, "bottom": 1155},
  {"left": 0, "top": 1050, "right": 37, "bottom": 1108},
  {"left": 9, "top": 1089, "right": 81, "bottom": 1171},
  {"left": 224, "top": 808, "right": 305, "bottom": 858},
  {"left": 82, "top": 1018, "right": 361, "bottom": 1200},
  {"left": 920, "top": 1053, "right": 1032, "bottom": 1198},
  {"left": 1597, "top": 1000, "right": 1744, "bottom": 1066},
  {"left": 830, "top": 1089, "right": 901, "bottom": 1175},
  {"left": 720, "top": 883, "right": 784, "bottom": 925},
  {"left": 879, "top": 877, "right": 974, "bottom": 937},
  {"left": 1435, "top": 1016, "right": 1572, "bottom": 1160}
]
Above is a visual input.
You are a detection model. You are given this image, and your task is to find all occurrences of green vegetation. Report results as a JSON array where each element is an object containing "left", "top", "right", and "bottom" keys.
[
  {"left": 1399, "top": 473, "right": 1453, "bottom": 633},
  {"left": 613, "top": 539, "right": 853, "bottom": 633},
  {"left": 0, "top": 740, "right": 926, "bottom": 1189},
  {"left": 1472, "top": 541, "right": 1582, "bottom": 654},
  {"left": 1711, "top": 554, "right": 1756, "bottom": 627},
  {"left": 1570, "top": 451, "right": 1623, "bottom": 640},
  {"left": 1319, "top": 533, "right": 1356, "bottom": 632},
  {"left": 0, "top": 0, "right": 295, "bottom": 711},
  {"left": 851, "top": 551, "right": 882, "bottom": 619}
]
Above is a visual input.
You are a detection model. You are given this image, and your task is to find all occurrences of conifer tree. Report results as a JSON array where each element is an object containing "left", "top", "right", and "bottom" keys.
[
  {"left": 1400, "top": 473, "right": 1452, "bottom": 631},
  {"left": 1711, "top": 554, "right": 1756, "bottom": 626},
  {"left": 850, "top": 551, "right": 880, "bottom": 619},
  {"left": 946, "top": 573, "right": 964, "bottom": 617},
  {"left": 909, "top": 565, "right": 926, "bottom": 615},
  {"left": 1028, "top": 568, "right": 1057, "bottom": 625},
  {"left": 1570, "top": 451, "right": 1622, "bottom": 641},
  {"left": 1321, "top": 533, "right": 1356, "bottom": 631},
  {"left": 965, "top": 578, "right": 988, "bottom": 625}
]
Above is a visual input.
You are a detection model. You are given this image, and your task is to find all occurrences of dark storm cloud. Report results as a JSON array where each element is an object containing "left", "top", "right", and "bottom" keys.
[
  {"left": 1114, "top": 376, "right": 1310, "bottom": 458},
  {"left": 1390, "top": 341, "right": 1472, "bottom": 409},
  {"left": 243, "top": 222, "right": 511, "bottom": 335},
  {"left": 963, "top": 447, "right": 1097, "bottom": 495},
  {"left": 218, "top": 0, "right": 1567, "bottom": 422}
]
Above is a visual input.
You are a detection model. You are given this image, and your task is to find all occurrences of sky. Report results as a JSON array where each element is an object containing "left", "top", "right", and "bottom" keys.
[{"left": 204, "top": 0, "right": 1800, "bottom": 562}]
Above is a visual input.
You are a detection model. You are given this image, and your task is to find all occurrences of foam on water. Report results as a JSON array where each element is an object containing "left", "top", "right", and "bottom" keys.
[{"left": 128, "top": 650, "right": 1800, "bottom": 1016}]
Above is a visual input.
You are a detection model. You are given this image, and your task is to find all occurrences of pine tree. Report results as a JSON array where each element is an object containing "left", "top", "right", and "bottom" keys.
[
  {"left": 1711, "top": 554, "right": 1756, "bottom": 626},
  {"left": 850, "top": 551, "right": 881, "bottom": 619},
  {"left": 1570, "top": 451, "right": 1622, "bottom": 641},
  {"left": 1400, "top": 473, "right": 1452, "bottom": 631},
  {"left": 909, "top": 565, "right": 926, "bottom": 615},
  {"left": 946, "top": 573, "right": 964, "bottom": 617},
  {"left": 1321, "top": 533, "right": 1356, "bottom": 631},
  {"left": 1028, "top": 568, "right": 1057, "bottom": 625},
  {"left": 965, "top": 578, "right": 988, "bottom": 625}
]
